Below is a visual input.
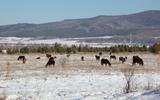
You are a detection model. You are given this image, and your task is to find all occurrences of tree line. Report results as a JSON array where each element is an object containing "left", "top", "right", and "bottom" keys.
[{"left": 0, "top": 43, "right": 160, "bottom": 54}]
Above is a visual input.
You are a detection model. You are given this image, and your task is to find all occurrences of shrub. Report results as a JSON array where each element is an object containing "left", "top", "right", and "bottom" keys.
[
  {"left": 121, "top": 67, "right": 135, "bottom": 93},
  {"left": 7, "top": 48, "right": 19, "bottom": 54},
  {"left": 20, "top": 47, "right": 30, "bottom": 53},
  {"left": 149, "top": 43, "right": 160, "bottom": 54},
  {"left": 1, "top": 43, "right": 160, "bottom": 54}
]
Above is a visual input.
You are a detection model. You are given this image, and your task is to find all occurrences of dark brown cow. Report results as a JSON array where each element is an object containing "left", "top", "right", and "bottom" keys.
[
  {"left": 95, "top": 55, "right": 100, "bottom": 61},
  {"left": 101, "top": 58, "right": 111, "bottom": 66},
  {"left": 132, "top": 56, "right": 144, "bottom": 66},
  {"left": 46, "top": 54, "right": 52, "bottom": 58},
  {"left": 17, "top": 56, "right": 26, "bottom": 64},
  {"left": 46, "top": 56, "right": 56, "bottom": 67},
  {"left": 110, "top": 55, "right": 116, "bottom": 60}
]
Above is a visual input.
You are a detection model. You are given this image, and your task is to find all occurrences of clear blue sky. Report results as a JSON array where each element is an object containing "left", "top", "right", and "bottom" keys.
[{"left": 0, "top": 0, "right": 160, "bottom": 25}]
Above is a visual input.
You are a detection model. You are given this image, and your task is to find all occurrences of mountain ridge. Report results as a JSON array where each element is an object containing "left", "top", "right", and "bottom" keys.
[{"left": 0, "top": 10, "right": 160, "bottom": 38}]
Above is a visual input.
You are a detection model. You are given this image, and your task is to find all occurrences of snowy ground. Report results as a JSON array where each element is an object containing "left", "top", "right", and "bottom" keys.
[
  {"left": 0, "top": 53, "right": 160, "bottom": 100},
  {"left": 0, "top": 36, "right": 132, "bottom": 47}
]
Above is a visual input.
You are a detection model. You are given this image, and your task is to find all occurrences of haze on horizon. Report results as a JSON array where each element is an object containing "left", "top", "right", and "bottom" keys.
[{"left": 0, "top": 0, "right": 160, "bottom": 25}]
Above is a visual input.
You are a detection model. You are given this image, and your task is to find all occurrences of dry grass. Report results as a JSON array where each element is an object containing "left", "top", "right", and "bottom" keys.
[
  {"left": 5, "top": 62, "right": 11, "bottom": 79},
  {"left": 0, "top": 53, "right": 160, "bottom": 78}
]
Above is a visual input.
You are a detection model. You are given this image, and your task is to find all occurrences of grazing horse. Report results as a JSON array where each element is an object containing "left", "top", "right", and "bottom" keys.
[
  {"left": 101, "top": 58, "right": 111, "bottom": 66},
  {"left": 132, "top": 56, "right": 144, "bottom": 66},
  {"left": 81, "top": 56, "right": 84, "bottom": 61},
  {"left": 119, "top": 56, "right": 127, "bottom": 64},
  {"left": 46, "top": 56, "right": 56, "bottom": 67},
  {"left": 36, "top": 57, "right": 40, "bottom": 59},
  {"left": 95, "top": 55, "right": 100, "bottom": 61},
  {"left": 99, "top": 52, "right": 102, "bottom": 56},
  {"left": 110, "top": 55, "right": 116, "bottom": 60},
  {"left": 17, "top": 56, "right": 26, "bottom": 64},
  {"left": 46, "top": 54, "right": 52, "bottom": 58}
]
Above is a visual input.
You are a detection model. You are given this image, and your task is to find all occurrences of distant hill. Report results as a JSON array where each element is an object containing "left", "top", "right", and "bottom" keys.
[{"left": 0, "top": 10, "right": 160, "bottom": 38}]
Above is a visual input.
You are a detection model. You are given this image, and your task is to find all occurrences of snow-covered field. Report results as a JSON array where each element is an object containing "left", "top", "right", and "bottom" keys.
[{"left": 0, "top": 53, "right": 160, "bottom": 100}]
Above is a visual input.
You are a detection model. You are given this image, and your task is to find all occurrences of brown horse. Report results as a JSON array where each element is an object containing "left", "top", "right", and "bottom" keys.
[
  {"left": 46, "top": 56, "right": 56, "bottom": 67},
  {"left": 17, "top": 56, "right": 27, "bottom": 64},
  {"left": 99, "top": 52, "right": 102, "bottom": 56},
  {"left": 46, "top": 54, "right": 52, "bottom": 58}
]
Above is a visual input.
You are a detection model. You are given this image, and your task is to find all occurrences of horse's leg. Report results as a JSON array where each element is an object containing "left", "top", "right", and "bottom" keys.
[
  {"left": 45, "top": 63, "right": 48, "bottom": 68},
  {"left": 23, "top": 60, "right": 25, "bottom": 64},
  {"left": 23, "top": 59, "right": 26, "bottom": 64},
  {"left": 108, "top": 62, "right": 111, "bottom": 67}
]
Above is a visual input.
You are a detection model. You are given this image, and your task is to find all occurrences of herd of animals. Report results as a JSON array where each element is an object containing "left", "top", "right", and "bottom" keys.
[
  {"left": 92, "top": 52, "right": 143, "bottom": 66},
  {"left": 17, "top": 52, "right": 144, "bottom": 67}
]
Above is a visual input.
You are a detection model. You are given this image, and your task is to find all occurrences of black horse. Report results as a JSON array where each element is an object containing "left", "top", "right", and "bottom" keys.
[
  {"left": 81, "top": 56, "right": 84, "bottom": 61},
  {"left": 101, "top": 58, "right": 111, "bottom": 66},
  {"left": 119, "top": 56, "right": 127, "bottom": 64},
  {"left": 36, "top": 57, "right": 40, "bottom": 59},
  {"left": 110, "top": 55, "right": 116, "bottom": 60},
  {"left": 95, "top": 55, "right": 100, "bottom": 61},
  {"left": 132, "top": 56, "right": 144, "bottom": 66}
]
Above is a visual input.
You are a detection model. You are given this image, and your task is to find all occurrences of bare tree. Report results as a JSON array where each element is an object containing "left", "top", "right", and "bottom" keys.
[{"left": 121, "top": 67, "right": 135, "bottom": 93}]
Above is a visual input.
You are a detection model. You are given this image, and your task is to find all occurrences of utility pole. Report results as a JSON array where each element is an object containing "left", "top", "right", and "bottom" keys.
[{"left": 129, "top": 33, "right": 132, "bottom": 46}]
